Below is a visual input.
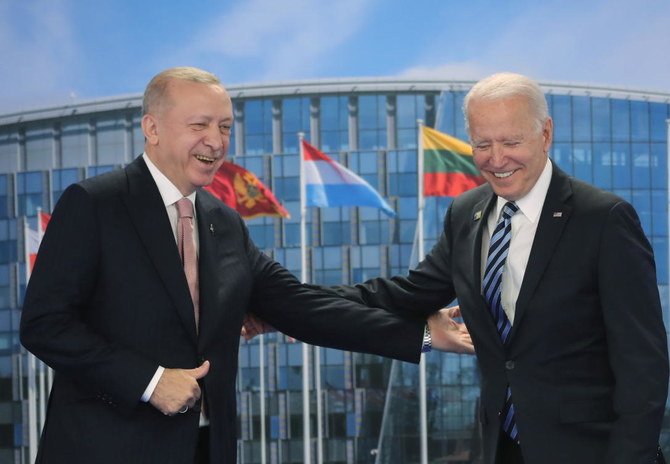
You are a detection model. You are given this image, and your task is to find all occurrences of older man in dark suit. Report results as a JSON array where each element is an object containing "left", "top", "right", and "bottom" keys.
[
  {"left": 19, "top": 67, "right": 473, "bottom": 464},
  {"left": 323, "top": 72, "right": 668, "bottom": 463}
]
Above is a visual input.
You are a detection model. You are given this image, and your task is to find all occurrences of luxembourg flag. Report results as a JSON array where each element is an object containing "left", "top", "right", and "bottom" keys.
[{"left": 301, "top": 140, "right": 395, "bottom": 217}]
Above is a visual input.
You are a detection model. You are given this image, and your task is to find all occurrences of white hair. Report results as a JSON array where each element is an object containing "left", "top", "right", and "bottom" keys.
[{"left": 463, "top": 72, "right": 548, "bottom": 134}]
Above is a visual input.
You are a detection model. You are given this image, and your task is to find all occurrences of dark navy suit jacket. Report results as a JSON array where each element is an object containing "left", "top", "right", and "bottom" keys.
[
  {"left": 331, "top": 164, "right": 668, "bottom": 463},
  {"left": 20, "top": 156, "right": 425, "bottom": 463}
]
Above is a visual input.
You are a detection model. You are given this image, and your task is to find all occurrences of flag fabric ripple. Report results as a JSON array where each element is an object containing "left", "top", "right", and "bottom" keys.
[
  {"left": 205, "top": 161, "right": 290, "bottom": 219},
  {"left": 422, "top": 126, "right": 485, "bottom": 197},
  {"left": 27, "top": 211, "right": 51, "bottom": 275},
  {"left": 302, "top": 140, "right": 395, "bottom": 217}
]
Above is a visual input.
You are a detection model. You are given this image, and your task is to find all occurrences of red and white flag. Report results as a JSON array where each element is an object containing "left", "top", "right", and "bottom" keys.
[
  {"left": 205, "top": 161, "right": 290, "bottom": 219},
  {"left": 25, "top": 211, "right": 51, "bottom": 277}
]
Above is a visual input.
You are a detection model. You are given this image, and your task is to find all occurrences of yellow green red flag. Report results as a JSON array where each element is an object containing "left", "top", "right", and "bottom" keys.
[{"left": 422, "top": 126, "right": 485, "bottom": 197}]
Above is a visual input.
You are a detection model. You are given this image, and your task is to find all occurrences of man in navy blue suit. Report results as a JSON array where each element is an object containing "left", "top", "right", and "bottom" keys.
[{"left": 280, "top": 72, "right": 669, "bottom": 463}]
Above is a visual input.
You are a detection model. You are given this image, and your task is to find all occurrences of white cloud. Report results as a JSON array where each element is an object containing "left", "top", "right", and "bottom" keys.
[
  {"left": 0, "top": 1, "right": 81, "bottom": 113},
  {"left": 399, "top": 61, "right": 489, "bottom": 82},
  {"left": 396, "top": 0, "right": 670, "bottom": 93},
  {"left": 173, "top": 0, "right": 376, "bottom": 82}
]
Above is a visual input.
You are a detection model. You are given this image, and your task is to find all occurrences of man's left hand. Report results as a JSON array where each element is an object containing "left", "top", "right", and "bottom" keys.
[
  {"left": 240, "top": 313, "right": 275, "bottom": 341},
  {"left": 428, "top": 306, "right": 475, "bottom": 354}
]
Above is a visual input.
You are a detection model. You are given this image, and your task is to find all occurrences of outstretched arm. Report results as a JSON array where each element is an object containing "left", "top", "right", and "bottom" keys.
[{"left": 243, "top": 306, "right": 474, "bottom": 355}]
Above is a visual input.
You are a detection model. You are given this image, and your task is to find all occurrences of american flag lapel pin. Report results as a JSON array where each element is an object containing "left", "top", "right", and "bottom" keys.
[{"left": 553, "top": 212, "right": 563, "bottom": 218}]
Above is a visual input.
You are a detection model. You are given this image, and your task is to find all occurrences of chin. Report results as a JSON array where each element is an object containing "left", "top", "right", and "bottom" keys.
[
  {"left": 492, "top": 188, "right": 520, "bottom": 201},
  {"left": 193, "top": 173, "right": 217, "bottom": 187}
]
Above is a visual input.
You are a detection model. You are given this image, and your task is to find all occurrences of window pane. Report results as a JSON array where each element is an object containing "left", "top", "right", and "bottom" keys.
[
  {"left": 592, "top": 97, "right": 611, "bottom": 142},
  {"left": 650, "top": 103, "right": 668, "bottom": 142},
  {"left": 593, "top": 143, "right": 613, "bottom": 189},
  {"left": 25, "top": 128, "right": 53, "bottom": 171},
  {"left": 630, "top": 100, "right": 649, "bottom": 142},
  {"left": 572, "top": 143, "right": 592, "bottom": 183},
  {"left": 611, "top": 100, "right": 630, "bottom": 142},
  {"left": 632, "top": 142, "right": 651, "bottom": 189},
  {"left": 62, "top": 122, "right": 89, "bottom": 167},
  {"left": 612, "top": 142, "right": 631, "bottom": 188},
  {"left": 572, "top": 96, "right": 591, "bottom": 142},
  {"left": 96, "top": 119, "right": 126, "bottom": 165},
  {"left": 550, "top": 95, "right": 571, "bottom": 142}
]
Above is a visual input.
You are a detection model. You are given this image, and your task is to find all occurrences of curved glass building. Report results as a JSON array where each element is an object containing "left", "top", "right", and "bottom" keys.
[{"left": 0, "top": 77, "right": 668, "bottom": 463}]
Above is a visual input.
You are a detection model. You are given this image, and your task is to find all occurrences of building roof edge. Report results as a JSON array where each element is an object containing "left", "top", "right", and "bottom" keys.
[{"left": 1, "top": 77, "right": 669, "bottom": 125}]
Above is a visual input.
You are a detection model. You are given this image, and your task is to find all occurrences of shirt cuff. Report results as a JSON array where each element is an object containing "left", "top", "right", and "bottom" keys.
[
  {"left": 141, "top": 366, "right": 165, "bottom": 402},
  {"left": 421, "top": 324, "right": 432, "bottom": 353}
]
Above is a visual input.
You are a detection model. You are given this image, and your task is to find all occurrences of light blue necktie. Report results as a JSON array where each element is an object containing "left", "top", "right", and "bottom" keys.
[{"left": 482, "top": 201, "right": 519, "bottom": 441}]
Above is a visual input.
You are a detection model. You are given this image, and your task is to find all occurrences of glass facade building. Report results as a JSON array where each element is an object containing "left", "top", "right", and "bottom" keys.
[{"left": 0, "top": 78, "right": 668, "bottom": 463}]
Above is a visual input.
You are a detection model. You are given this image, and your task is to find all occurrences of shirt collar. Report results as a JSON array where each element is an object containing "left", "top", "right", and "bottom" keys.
[
  {"left": 494, "top": 158, "right": 552, "bottom": 223},
  {"left": 142, "top": 153, "right": 197, "bottom": 207}
]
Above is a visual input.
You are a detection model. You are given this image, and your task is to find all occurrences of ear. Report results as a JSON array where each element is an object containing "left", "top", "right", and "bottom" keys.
[
  {"left": 141, "top": 114, "right": 159, "bottom": 146},
  {"left": 542, "top": 117, "right": 553, "bottom": 153}
]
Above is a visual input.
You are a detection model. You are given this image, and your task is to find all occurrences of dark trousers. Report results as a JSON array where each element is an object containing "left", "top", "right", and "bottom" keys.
[
  {"left": 496, "top": 431, "right": 524, "bottom": 464},
  {"left": 195, "top": 426, "right": 210, "bottom": 464}
]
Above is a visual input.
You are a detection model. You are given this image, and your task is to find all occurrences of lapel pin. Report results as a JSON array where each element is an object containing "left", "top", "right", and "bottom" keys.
[
  {"left": 473, "top": 211, "right": 482, "bottom": 221},
  {"left": 553, "top": 212, "right": 563, "bottom": 218},
  {"left": 209, "top": 224, "right": 215, "bottom": 235}
]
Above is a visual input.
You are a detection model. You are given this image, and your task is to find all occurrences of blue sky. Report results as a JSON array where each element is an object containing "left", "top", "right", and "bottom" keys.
[{"left": 2, "top": 0, "right": 669, "bottom": 114}]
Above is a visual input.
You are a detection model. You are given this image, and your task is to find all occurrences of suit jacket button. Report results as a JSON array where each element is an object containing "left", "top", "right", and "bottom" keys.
[{"left": 505, "top": 360, "right": 515, "bottom": 370}]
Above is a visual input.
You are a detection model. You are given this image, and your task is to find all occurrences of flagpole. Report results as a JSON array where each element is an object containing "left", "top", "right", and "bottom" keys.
[
  {"left": 259, "top": 334, "right": 267, "bottom": 464},
  {"left": 417, "top": 120, "right": 428, "bottom": 464},
  {"left": 303, "top": 140, "right": 323, "bottom": 464},
  {"left": 23, "top": 216, "right": 38, "bottom": 464},
  {"left": 298, "top": 133, "right": 312, "bottom": 464},
  {"left": 36, "top": 209, "right": 47, "bottom": 432},
  {"left": 301, "top": 139, "right": 395, "bottom": 464},
  {"left": 314, "top": 343, "right": 323, "bottom": 464},
  {"left": 417, "top": 119, "right": 426, "bottom": 264}
]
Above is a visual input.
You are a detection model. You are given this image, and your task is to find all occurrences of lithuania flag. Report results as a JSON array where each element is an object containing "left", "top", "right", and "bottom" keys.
[{"left": 422, "top": 126, "right": 485, "bottom": 197}]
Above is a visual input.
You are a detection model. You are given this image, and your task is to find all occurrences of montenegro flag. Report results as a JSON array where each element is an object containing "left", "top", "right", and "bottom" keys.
[{"left": 205, "top": 161, "right": 290, "bottom": 219}]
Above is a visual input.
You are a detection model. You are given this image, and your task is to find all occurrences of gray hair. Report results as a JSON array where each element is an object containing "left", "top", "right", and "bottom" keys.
[
  {"left": 463, "top": 72, "right": 548, "bottom": 134},
  {"left": 142, "top": 66, "right": 222, "bottom": 116}
]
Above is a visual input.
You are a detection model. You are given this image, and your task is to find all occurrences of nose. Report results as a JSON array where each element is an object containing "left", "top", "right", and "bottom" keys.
[
  {"left": 203, "top": 126, "right": 224, "bottom": 152},
  {"left": 489, "top": 142, "right": 506, "bottom": 167}
]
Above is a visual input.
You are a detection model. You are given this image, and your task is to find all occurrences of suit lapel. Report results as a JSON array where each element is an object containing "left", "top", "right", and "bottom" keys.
[
  {"left": 123, "top": 157, "right": 198, "bottom": 344},
  {"left": 510, "top": 165, "right": 573, "bottom": 338},
  {"left": 471, "top": 193, "right": 510, "bottom": 346},
  {"left": 472, "top": 194, "right": 497, "bottom": 288}
]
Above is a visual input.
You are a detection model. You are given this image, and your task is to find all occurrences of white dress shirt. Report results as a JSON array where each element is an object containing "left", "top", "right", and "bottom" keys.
[
  {"left": 481, "top": 158, "right": 553, "bottom": 324},
  {"left": 140, "top": 153, "right": 199, "bottom": 402}
]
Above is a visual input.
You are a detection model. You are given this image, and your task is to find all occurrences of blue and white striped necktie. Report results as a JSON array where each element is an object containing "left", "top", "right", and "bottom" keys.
[{"left": 482, "top": 201, "right": 520, "bottom": 441}]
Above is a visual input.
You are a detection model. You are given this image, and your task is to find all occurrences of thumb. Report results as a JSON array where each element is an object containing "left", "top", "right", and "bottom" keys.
[
  {"left": 186, "top": 360, "right": 210, "bottom": 379},
  {"left": 446, "top": 305, "right": 462, "bottom": 319}
]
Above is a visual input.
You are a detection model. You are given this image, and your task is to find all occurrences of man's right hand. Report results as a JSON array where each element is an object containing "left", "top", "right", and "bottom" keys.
[{"left": 149, "top": 360, "right": 210, "bottom": 415}]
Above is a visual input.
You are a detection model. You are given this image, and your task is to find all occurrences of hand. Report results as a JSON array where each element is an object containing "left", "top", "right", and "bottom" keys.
[
  {"left": 428, "top": 306, "right": 475, "bottom": 354},
  {"left": 241, "top": 313, "right": 276, "bottom": 341},
  {"left": 149, "top": 360, "right": 210, "bottom": 415}
]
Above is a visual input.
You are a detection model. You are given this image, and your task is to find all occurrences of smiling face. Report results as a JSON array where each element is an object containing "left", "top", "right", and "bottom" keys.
[
  {"left": 467, "top": 95, "right": 552, "bottom": 201},
  {"left": 142, "top": 78, "right": 233, "bottom": 196}
]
